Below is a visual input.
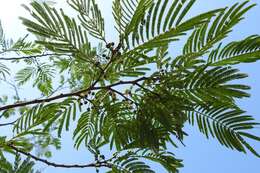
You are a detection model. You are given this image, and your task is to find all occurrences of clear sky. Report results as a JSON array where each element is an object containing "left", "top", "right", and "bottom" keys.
[{"left": 0, "top": 0, "right": 259, "bottom": 173}]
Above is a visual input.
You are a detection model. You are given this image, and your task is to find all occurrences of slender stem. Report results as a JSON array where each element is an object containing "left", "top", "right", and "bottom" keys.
[
  {"left": 0, "top": 53, "right": 70, "bottom": 61},
  {"left": 108, "top": 87, "right": 136, "bottom": 105},
  {"left": 0, "top": 120, "right": 17, "bottom": 127},
  {"left": 134, "top": 82, "right": 161, "bottom": 98},
  {"left": 8, "top": 145, "right": 113, "bottom": 169},
  {"left": 0, "top": 77, "right": 148, "bottom": 111}
]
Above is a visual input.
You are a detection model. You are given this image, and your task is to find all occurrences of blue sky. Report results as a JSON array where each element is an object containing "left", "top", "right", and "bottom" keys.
[{"left": 0, "top": 0, "right": 259, "bottom": 173}]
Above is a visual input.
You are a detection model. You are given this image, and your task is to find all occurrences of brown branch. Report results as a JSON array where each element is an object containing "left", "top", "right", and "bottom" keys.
[
  {"left": 0, "top": 53, "right": 70, "bottom": 61},
  {"left": 0, "top": 77, "right": 149, "bottom": 112},
  {"left": 8, "top": 145, "right": 113, "bottom": 169},
  {"left": 0, "top": 43, "right": 135, "bottom": 112}
]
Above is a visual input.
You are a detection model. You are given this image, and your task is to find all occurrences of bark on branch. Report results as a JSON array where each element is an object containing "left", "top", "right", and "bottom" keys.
[
  {"left": 0, "top": 53, "right": 70, "bottom": 61},
  {"left": 0, "top": 77, "right": 148, "bottom": 111},
  {"left": 8, "top": 145, "right": 113, "bottom": 169}
]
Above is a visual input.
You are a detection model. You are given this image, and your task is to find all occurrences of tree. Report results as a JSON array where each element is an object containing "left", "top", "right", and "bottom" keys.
[{"left": 0, "top": 0, "right": 259, "bottom": 172}]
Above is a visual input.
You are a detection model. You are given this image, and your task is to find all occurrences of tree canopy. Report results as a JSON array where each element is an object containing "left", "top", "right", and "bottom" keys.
[{"left": 0, "top": 0, "right": 259, "bottom": 172}]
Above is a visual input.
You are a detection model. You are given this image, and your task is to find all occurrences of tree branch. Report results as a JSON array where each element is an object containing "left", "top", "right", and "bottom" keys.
[
  {"left": 0, "top": 53, "right": 70, "bottom": 61},
  {"left": 0, "top": 77, "right": 149, "bottom": 111},
  {"left": 8, "top": 145, "right": 113, "bottom": 169}
]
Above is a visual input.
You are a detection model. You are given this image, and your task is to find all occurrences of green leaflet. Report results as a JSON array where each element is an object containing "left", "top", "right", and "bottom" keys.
[
  {"left": 209, "top": 35, "right": 260, "bottom": 66},
  {"left": 188, "top": 105, "right": 260, "bottom": 156},
  {"left": 68, "top": 0, "right": 106, "bottom": 41},
  {"left": 0, "top": 153, "right": 37, "bottom": 173},
  {"left": 183, "top": 1, "right": 255, "bottom": 55},
  {"left": 13, "top": 98, "right": 78, "bottom": 138},
  {"left": 20, "top": 1, "right": 92, "bottom": 57},
  {"left": 0, "top": 63, "right": 10, "bottom": 79},
  {"left": 15, "top": 63, "right": 55, "bottom": 96}
]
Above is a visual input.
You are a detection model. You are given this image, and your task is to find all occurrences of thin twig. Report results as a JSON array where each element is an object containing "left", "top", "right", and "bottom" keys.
[
  {"left": 0, "top": 119, "right": 17, "bottom": 127},
  {"left": 0, "top": 77, "right": 148, "bottom": 111},
  {"left": 108, "top": 87, "right": 137, "bottom": 105},
  {"left": 0, "top": 53, "right": 70, "bottom": 61},
  {"left": 134, "top": 82, "right": 161, "bottom": 98},
  {"left": 8, "top": 145, "right": 113, "bottom": 169}
]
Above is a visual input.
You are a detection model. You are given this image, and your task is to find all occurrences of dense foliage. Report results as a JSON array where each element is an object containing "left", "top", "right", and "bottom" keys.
[{"left": 0, "top": 0, "right": 259, "bottom": 172}]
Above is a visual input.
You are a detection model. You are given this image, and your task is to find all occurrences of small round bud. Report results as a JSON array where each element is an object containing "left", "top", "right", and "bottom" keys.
[
  {"left": 116, "top": 51, "right": 122, "bottom": 56},
  {"left": 95, "top": 62, "right": 100, "bottom": 66},
  {"left": 106, "top": 44, "right": 110, "bottom": 48},
  {"left": 106, "top": 42, "right": 114, "bottom": 49}
]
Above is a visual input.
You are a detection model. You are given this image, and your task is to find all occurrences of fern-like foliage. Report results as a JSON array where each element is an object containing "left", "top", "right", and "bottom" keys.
[
  {"left": 68, "top": 0, "right": 105, "bottom": 41},
  {"left": 20, "top": 2, "right": 94, "bottom": 63},
  {"left": 0, "top": 62, "right": 10, "bottom": 79},
  {"left": 1, "top": 0, "right": 259, "bottom": 172},
  {"left": 188, "top": 106, "right": 260, "bottom": 156},
  {"left": 209, "top": 35, "right": 260, "bottom": 66},
  {"left": 108, "top": 149, "right": 182, "bottom": 173},
  {"left": 9, "top": 36, "right": 43, "bottom": 56},
  {"left": 0, "top": 153, "right": 39, "bottom": 173},
  {"left": 183, "top": 1, "right": 255, "bottom": 55},
  {"left": 183, "top": 66, "right": 250, "bottom": 104},
  {"left": 113, "top": 0, "right": 220, "bottom": 50},
  {"left": 14, "top": 98, "right": 78, "bottom": 137},
  {"left": 15, "top": 62, "right": 55, "bottom": 95},
  {"left": 0, "top": 20, "right": 43, "bottom": 56},
  {"left": 170, "top": 63, "right": 259, "bottom": 155}
]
